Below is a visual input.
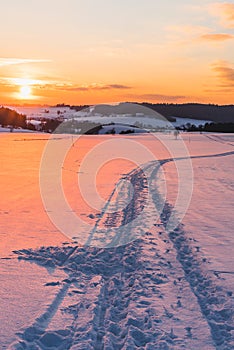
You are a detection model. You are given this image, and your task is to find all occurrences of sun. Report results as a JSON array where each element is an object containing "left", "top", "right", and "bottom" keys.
[{"left": 19, "top": 85, "right": 32, "bottom": 99}]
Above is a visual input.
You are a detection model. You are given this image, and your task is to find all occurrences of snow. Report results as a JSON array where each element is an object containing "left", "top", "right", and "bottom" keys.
[
  {"left": 3, "top": 106, "right": 210, "bottom": 129},
  {"left": 0, "top": 126, "right": 35, "bottom": 133},
  {"left": 162, "top": 133, "right": 234, "bottom": 291},
  {"left": 5, "top": 106, "right": 72, "bottom": 120},
  {"left": 69, "top": 114, "right": 210, "bottom": 130},
  {"left": 1, "top": 132, "right": 234, "bottom": 349}
]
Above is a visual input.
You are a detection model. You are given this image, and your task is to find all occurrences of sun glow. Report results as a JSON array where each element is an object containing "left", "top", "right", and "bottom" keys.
[{"left": 19, "top": 85, "right": 32, "bottom": 99}]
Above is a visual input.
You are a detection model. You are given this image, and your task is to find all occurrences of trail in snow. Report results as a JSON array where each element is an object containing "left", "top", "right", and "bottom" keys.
[
  {"left": 10, "top": 149, "right": 234, "bottom": 350},
  {"left": 205, "top": 134, "right": 234, "bottom": 148}
]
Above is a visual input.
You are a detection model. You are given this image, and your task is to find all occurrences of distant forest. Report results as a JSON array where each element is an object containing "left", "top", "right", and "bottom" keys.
[
  {"left": 0, "top": 107, "right": 60, "bottom": 132},
  {"left": 0, "top": 107, "right": 27, "bottom": 129},
  {"left": 57, "top": 102, "right": 234, "bottom": 123},
  {"left": 141, "top": 103, "right": 234, "bottom": 123}
]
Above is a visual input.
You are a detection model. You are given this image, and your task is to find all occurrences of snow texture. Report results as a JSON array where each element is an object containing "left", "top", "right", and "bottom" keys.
[{"left": 0, "top": 132, "right": 234, "bottom": 349}]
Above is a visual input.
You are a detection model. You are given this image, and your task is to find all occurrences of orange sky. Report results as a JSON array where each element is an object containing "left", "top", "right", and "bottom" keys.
[{"left": 0, "top": 1, "right": 233, "bottom": 105}]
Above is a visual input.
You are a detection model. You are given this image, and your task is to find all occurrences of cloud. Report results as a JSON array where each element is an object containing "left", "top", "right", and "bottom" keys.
[
  {"left": 164, "top": 25, "right": 233, "bottom": 46},
  {"left": 108, "top": 84, "right": 132, "bottom": 90},
  {"left": 200, "top": 33, "right": 234, "bottom": 41},
  {"left": 211, "top": 61, "right": 234, "bottom": 87},
  {"left": 0, "top": 77, "right": 57, "bottom": 89},
  {"left": 3, "top": 77, "right": 48, "bottom": 86},
  {"left": 165, "top": 24, "right": 210, "bottom": 45},
  {"left": 0, "top": 77, "right": 132, "bottom": 94},
  {"left": 209, "top": 3, "right": 234, "bottom": 28},
  {"left": 0, "top": 58, "right": 51, "bottom": 67},
  {"left": 58, "top": 84, "right": 132, "bottom": 92},
  {"left": 204, "top": 88, "right": 233, "bottom": 93},
  {"left": 126, "top": 93, "right": 186, "bottom": 102}
]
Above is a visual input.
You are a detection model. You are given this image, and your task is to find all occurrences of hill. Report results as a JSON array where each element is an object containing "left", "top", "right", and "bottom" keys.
[
  {"left": 58, "top": 103, "right": 234, "bottom": 123},
  {"left": 141, "top": 103, "right": 234, "bottom": 123}
]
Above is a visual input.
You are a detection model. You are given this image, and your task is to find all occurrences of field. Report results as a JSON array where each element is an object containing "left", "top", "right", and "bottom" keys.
[{"left": 0, "top": 132, "right": 233, "bottom": 349}]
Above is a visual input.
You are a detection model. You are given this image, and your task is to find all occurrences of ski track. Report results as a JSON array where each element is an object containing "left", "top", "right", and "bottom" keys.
[
  {"left": 205, "top": 135, "right": 234, "bottom": 148},
  {"left": 9, "top": 148, "right": 234, "bottom": 350}
]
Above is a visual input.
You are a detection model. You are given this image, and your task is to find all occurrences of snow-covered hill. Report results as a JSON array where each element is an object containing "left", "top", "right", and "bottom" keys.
[{"left": 4, "top": 105, "right": 211, "bottom": 131}]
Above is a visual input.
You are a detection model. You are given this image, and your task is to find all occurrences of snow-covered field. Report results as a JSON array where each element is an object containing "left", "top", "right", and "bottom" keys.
[
  {"left": 0, "top": 127, "right": 35, "bottom": 133},
  {"left": 0, "top": 132, "right": 233, "bottom": 349},
  {"left": 6, "top": 106, "right": 72, "bottom": 120}
]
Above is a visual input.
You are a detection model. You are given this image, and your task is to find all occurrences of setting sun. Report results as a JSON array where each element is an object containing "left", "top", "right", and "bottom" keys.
[
  {"left": 19, "top": 85, "right": 32, "bottom": 99},
  {"left": 0, "top": 0, "right": 233, "bottom": 105}
]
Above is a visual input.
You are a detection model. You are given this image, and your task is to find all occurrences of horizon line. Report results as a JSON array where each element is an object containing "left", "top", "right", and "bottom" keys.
[{"left": 2, "top": 101, "right": 234, "bottom": 108}]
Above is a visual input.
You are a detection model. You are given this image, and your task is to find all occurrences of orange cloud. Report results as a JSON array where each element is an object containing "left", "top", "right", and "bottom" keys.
[
  {"left": 209, "top": 3, "right": 234, "bottom": 28},
  {"left": 200, "top": 33, "right": 234, "bottom": 41},
  {"left": 0, "top": 76, "right": 132, "bottom": 94},
  {"left": 211, "top": 61, "right": 234, "bottom": 87},
  {"left": 165, "top": 24, "right": 210, "bottom": 45},
  {"left": 165, "top": 25, "right": 234, "bottom": 46},
  {"left": 126, "top": 93, "right": 186, "bottom": 102},
  {"left": 0, "top": 58, "right": 51, "bottom": 67},
  {"left": 58, "top": 84, "right": 132, "bottom": 92}
]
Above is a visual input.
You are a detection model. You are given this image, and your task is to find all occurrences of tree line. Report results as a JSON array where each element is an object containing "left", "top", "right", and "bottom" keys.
[
  {"left": 142, "top": 103, "right": 234, "bottom": 123},
  {"left": 0, "top": 106, "right": 64, "bottom": 132},
  {"left": 0, "top": 107, "right": 27, "bottom": 128},
  {"left": 181, "top": 122, "right": 234, "bottom": 133}
]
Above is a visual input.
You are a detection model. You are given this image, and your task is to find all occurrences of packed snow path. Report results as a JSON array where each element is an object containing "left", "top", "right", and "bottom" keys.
[{"left": 10, "top": 149, "right": 234, "bottom": 350}]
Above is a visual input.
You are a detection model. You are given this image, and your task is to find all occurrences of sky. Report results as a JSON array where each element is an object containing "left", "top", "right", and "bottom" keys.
[{"left": 0, "top": 0, "right": 233, "bottom": 105}]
